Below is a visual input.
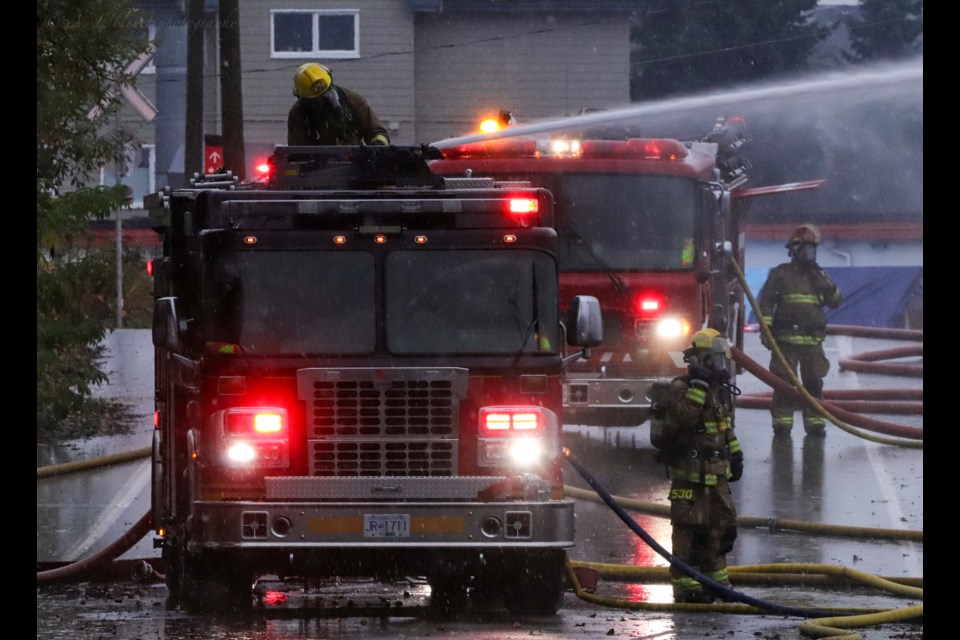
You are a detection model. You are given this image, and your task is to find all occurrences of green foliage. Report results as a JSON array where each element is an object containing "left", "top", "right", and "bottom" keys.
[
  {"left": 38, "top": 0, "right": 151, "bottom": 190},
  {"left": 37, "top": 0, "right": 152, "bottom": 445},
  {"left": 631, "top": 1, "right": 824, "bottom": 101},
  {"left": 37, "top": 252, "right": 136, "bottom": 445},
  {"left": 845, "top": 0, "right": 923, "bottom": 63}
]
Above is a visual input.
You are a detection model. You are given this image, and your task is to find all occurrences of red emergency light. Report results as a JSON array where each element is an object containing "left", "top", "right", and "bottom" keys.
[
  {"left": 479, "top": 408, "right": 542, "bottom": 434},
  {"left": 581, "top": 138, "right": 687, "bottom": 160},
  {"left": 254, "top": 159, "right": 273, "bottom": 183},
  {"left": 508, "top": 198, "right": 539, "bottom": 215},
  {"left": 634, "top": 292, "right": 666, "bottom": 319},
  {"left": 442, "top": 138, "right": 538, "bottom": 159}
]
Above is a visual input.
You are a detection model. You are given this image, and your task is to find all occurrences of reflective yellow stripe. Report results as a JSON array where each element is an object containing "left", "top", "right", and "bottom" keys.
[
  {"left": 782, "top": 293, "right": 821, "bottom": 304},
  {"left": 727, "top": 438, "right": 742, "bottom": 454},
  {"left": 673, "top": 576, "right": 702, "bottom": 589},
  {"left": 668, "top": 467, "right": 719, "bottom": 486},
  {"left": 704, "top": 568, "right": 729, "bottom": 583},
  {"left": 778, "top": 334, "right": 823, "bottom": 345},
  {"left": 703, "top": 420, "right": 718, "bottom": 435},
  {"left": 686, "top": 387, "right": 706, "bottom": 405}
]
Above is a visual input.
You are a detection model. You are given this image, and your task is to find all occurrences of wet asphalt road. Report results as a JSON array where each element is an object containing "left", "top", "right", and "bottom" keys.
[{"left": 37, "top": 329, "right": 923, "bottom": 639}]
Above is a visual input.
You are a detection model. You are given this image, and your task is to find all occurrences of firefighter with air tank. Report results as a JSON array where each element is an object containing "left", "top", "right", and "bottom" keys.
[{"left": 650, "top": 328, "right": 743, "bottom": 604}]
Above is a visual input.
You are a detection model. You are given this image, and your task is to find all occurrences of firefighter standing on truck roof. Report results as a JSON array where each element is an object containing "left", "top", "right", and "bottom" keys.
[
  {"left": 287, "top": 63, "right": 391, "bottom": 146},
  {"left": 756, "top": 223, "right": 843, "bottom": 438},
  {"left": 660, "top": 328, "right": 743, "bottom": 604}
]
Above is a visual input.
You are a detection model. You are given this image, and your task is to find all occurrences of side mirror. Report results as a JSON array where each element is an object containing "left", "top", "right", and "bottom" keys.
[
  {"left": 153, "top": 297, "right": 183, "bottom": 351},
  {"left": 566, "top": 295, "right": 603, "bottom": 347}
]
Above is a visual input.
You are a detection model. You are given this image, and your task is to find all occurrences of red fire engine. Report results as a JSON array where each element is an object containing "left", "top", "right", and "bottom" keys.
[
  {"left": 430, "top": 116, "right": 821, "bottom": 427},
  {"left": 146, "top": 145, "right": 603, "bottom": 614}
]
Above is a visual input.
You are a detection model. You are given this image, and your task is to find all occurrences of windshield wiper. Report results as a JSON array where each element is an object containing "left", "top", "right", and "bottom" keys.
[
  {"left": 566, "top": 227, "right": 628, "bottom": 295},
  {"left": 513, "top": 261, "right": 541, "bottom": 364}
]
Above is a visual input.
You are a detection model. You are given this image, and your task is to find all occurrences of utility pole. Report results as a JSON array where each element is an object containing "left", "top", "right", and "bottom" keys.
[
  {"left": 219, "top": 0, "right": 245, "bottom": 179},
  {"left": 114, "top": 114, "right": 124, "bottom": 329},
  {"left": 115, "top": 180, "right": 123, "bottom": 329},
  {"left": 184, "top": 0, "right": 205, "bottom": 179}
]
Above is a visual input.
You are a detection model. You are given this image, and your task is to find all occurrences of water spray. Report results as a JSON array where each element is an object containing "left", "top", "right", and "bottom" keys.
[{"left": 430, "top": 59, "right": 922, "bottom": 149}]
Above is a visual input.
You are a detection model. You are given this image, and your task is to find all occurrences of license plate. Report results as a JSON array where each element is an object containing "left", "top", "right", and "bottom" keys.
[{"left": 363, "top": 514, "right": 410, "bottom": 538}]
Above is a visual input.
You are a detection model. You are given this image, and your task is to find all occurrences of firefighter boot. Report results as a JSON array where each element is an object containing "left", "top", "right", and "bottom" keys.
[
  {"left": 803, "top": 416, "right": 826, "bottom": 437},
  {"left": 772, "top": 405, "right": 794, "bottom": 438},
  {"left": 773, "top": 425, "right": 792, "bottom": 438}
]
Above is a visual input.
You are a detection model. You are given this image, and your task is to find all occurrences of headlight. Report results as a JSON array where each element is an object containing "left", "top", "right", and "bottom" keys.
[
  {"left": 477, "top": 406, "right": 559, "bottom": 469},
  {"left": 211, "top": 407, "right": 291, "bottom": 468}
]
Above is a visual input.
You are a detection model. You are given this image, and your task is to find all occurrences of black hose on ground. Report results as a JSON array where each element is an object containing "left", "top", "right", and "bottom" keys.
[{"left": 562, "top": 447, "right": 873, "bottom": 619}]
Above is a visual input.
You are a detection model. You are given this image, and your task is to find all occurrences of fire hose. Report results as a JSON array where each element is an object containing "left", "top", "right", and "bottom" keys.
[
  {"left": 562, "top": 447, "right": 923, "bottom": 640},
  {"left": 37, "top": 446, "right": 159, "bottom": 585}
]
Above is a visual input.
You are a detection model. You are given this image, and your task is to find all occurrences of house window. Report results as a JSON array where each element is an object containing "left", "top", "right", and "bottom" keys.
[
  {"left": 271, "top": 10, "right": 360, "bottom": 59},
  {"left": 100, "top": 145, "right": 156, "bottom": 209}
]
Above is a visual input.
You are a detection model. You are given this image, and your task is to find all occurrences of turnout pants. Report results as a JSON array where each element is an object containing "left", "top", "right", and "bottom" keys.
[
  {"left": 769, "top": 342, "right": 830, "bottom": 433},
  {"left": 669, "top": 478, "right": 737, "bottom": 600}
]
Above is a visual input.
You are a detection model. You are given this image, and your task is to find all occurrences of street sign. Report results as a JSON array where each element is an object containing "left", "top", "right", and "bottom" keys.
[
  {"left": 205, "top": 146, "right": 224, "bottom": 174},
  {"left": 204, "top": 134, "right": 225, "bottom": 174}
]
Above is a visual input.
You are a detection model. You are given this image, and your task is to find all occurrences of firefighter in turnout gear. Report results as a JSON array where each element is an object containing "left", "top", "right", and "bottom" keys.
[
  {"left": 287, "top": 63, "right": 391, "bottom": 146},
  {"left": 660, "top": 329, "right": 743, "bottom": 604},
  {"left": 757, "top": 224, "right": 843, "bottom": 438}
]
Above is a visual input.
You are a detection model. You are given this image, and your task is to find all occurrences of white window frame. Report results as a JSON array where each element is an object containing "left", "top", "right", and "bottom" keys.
[{"left": 270, "top": 9, "right": 360, "bottom": 59}]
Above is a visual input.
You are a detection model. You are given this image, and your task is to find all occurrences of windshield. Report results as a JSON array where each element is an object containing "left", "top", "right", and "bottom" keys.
[
  {"left": 550, "top": 174, "right": 698, "bottom": 271},
  {"left": 202, "top": 248, "right": 558, "bottom": 356},
  {"left": 386, "top": 250, "right": 558, "bottom": 355},
  {"left": 203, "top": 251, "right": 377, "bottom": 354}
]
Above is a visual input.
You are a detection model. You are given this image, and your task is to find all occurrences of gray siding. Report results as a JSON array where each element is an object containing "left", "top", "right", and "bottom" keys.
[
  {"left": 126, "top": 0, "right": 634, "bottom": 187},
  {"left": 240, "top": 0, "right": 416, "bottom": 145},
  {"left": 414, "top": 12, "right": 630, "bottom": 144}
]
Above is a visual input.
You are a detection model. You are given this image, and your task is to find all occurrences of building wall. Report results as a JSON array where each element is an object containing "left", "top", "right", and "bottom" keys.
[
  {"left": 239, "top": 0, "right": 416, "bottom": 150},
  {"left": 414, "top": 12, "right": 631, "bottom": 144}
]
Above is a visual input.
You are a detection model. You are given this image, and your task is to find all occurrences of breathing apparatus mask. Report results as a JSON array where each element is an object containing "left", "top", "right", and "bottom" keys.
[
  {"left": 791, "top": 241, "right": 817, "bottom": 266},
  {"left": 682, "top": 346, "right": 730, "bottom": 381}
]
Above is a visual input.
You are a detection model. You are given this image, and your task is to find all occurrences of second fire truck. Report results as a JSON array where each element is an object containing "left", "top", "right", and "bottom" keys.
[{"left": 430, "top": 117, "right": 820, "bottom": 427}]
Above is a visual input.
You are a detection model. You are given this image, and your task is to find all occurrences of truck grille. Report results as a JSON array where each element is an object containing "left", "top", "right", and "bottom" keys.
[{"left": 297, "top": 367, "right": 468, "bottom": 477}]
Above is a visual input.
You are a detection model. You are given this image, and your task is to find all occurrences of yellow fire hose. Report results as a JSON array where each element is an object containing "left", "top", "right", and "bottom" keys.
[
  {"left": 564, "top": 484, "right": 922, "bottom": 542},
  {"left": 564, "top": 555, "right": 922, "bottom": 640},
  {"left": 37, "top": 446, "right": 151, "bottom": 478}
]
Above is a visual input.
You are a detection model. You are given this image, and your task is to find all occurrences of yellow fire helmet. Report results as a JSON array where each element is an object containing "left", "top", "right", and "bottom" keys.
[
  {"left": 690, "top": 328, "right": 731, "bottom": 358},
  {"left": 293, "top": 63, "right": 333, "bottom": 99}
]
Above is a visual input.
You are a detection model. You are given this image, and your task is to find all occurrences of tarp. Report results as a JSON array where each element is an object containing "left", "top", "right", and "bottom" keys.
[{"left": 745, "top": 266, "right": 922, "bottom": 329}]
